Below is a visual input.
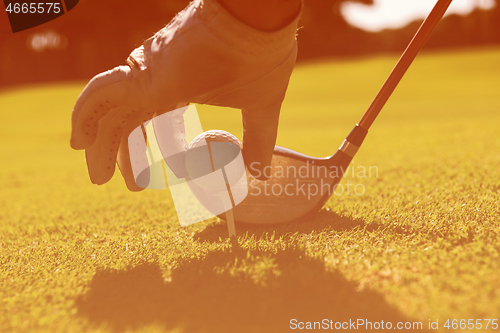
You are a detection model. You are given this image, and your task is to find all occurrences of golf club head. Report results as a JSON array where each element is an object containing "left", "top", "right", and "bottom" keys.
[
  {"left": 227, "top": 125, "right": 367, "bottom": 224},
  {"left": 229, "top": 148, "right": 352, "bottom": 224}
]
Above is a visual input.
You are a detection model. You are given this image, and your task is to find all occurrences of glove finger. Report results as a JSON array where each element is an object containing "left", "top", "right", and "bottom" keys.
[
  {"left": 117, "top": 118, "right": 153, "bottom": 190},
  {"left": 242, "top": 100, "right": 282, "bottom": 181},
  {"left": 152, "top": 106, "right": 189, "bottom": 179},
  {"left": 71, "top": 66, "right": 133, "bottom": 150},
  {"left": 84, "top": 106, "right": 131, "bottom": 185},
  {"left": 118, "top": 105, "right": 189, "bottom": 190}
]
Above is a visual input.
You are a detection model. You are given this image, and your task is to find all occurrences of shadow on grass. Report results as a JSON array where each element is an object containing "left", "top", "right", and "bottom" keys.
[
  {"left": 195, "top": 209, "right": 385, "bottom": 243},
  {"left": 76, "top": 244, "right": 429, "bottom": 332}
]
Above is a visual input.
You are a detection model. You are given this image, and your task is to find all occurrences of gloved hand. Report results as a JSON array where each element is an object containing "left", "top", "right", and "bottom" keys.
[{"left": 70, "top": 0, "right": 299, "bottom": 191}]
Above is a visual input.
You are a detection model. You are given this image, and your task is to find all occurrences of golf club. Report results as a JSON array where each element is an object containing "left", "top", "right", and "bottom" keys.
[{"left": 230, "top": 0, "right": 454, "bottom": 224}]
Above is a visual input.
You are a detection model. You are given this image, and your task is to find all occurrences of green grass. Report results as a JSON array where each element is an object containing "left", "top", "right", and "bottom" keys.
[{"left": 1, "top": 46, "right": 499, "bottom": 333}]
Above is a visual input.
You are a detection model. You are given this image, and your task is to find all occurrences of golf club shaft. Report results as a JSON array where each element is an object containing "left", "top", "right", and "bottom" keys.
[{"left": 358, "top": 0, "right": 453, "bottom": 129}]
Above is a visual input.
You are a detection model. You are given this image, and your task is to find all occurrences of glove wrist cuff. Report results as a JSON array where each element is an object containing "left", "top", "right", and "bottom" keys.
[{"left": 196, "top": 0, "right": 300, "bottom": 56}]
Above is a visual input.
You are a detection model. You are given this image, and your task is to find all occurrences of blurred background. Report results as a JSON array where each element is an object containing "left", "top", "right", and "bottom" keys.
[{"left": 0, "top": 0, "right": 499, "bottom": 89}]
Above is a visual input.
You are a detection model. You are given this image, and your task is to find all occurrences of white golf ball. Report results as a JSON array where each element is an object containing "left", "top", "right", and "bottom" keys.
[
  {"left": 185, "top": 130, "right": 244, "bottom": 191},
  {"left": 188, "top": 130, "right": 241, "bottom": 150}
]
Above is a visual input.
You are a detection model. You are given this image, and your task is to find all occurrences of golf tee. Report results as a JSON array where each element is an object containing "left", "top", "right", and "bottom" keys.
[
  {"left": 206, "top": 140, "right": 237, "bottom": 238},
  {"left": 222, "top": 170, "right": 237, "bottom": 238},
  {"left": 225, "top": 208, "right": 236, "bottom": 238}
]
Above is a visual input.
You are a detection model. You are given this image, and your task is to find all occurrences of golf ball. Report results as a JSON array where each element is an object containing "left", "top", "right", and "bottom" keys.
[
  {"left": 188, "top": 130, "right": 241, "bottom": 150},
  {"left": 185, "top": 130, "right": 244, "bottom": 191}
]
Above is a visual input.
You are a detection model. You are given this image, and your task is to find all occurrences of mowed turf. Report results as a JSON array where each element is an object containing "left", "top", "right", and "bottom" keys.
[{"left": 0, "top": 46, "right": 499, "bottom": 333}]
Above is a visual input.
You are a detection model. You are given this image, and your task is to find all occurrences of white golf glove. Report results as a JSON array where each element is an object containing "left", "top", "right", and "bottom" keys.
[{"left": 70, "top": 0, "right": 299, "bottom": 190}]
